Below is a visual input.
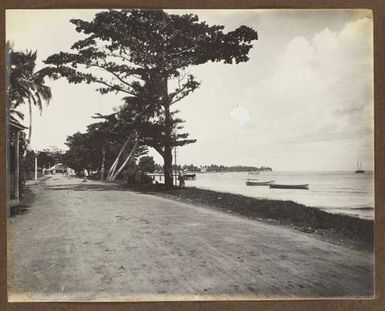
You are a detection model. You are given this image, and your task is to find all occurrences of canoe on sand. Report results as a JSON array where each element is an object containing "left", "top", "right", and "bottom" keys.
[{"left": 269, "top": 183, "right": 309, "bottom": 190}]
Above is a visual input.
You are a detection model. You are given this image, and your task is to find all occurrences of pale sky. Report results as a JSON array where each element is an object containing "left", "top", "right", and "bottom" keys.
[{"left": 6, "top": 9, "right": 374, "bottom": 171}]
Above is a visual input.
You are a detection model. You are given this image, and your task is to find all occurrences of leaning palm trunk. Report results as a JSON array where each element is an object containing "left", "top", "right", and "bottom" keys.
[
  {"left": 109, "top": 131, "right": 138, "bottom": 182},
  {"left": 105, "top": 136, "right": 131, "bottom": 181}
]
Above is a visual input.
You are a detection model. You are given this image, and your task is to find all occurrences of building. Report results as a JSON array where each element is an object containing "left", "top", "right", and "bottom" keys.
[
  {"left": 44, "top": 163, "right": 67, "bottom": 174},
  {"left": 7, "top": 116, "right": 27, "bottom": 217}
]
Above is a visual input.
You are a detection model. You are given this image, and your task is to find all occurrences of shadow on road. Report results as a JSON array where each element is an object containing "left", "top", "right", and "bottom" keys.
[
  {"left": 10, "top": 204, "right": 31, "bottom": 217},
  {"left": 45, "top": 183, "right": 127, "bottom": 192},
  {"left": 10, "top": 186, "right": 35, "bottom": 217}
]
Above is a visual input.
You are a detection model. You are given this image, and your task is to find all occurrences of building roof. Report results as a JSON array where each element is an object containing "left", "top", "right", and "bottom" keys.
[{"left": 46, "top": 163, "right": 67, "bottom": 171}]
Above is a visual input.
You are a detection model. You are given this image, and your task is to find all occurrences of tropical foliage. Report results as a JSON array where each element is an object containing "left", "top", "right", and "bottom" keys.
[
  {"left": 138, "top": 156, "right": 156, "bottom": 173},
  {"left": 64, "top": 116, "right": 147, "bottom": 180}
]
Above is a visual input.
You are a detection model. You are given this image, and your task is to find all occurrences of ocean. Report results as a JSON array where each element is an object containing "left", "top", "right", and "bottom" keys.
[{"left": 184, "top": 171, "right": 374, "bottom": 220}]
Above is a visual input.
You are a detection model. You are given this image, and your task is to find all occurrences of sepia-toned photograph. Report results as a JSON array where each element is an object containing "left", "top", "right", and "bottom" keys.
[{"left": 5, "top": 8, "right": 374, "bottom": 302}]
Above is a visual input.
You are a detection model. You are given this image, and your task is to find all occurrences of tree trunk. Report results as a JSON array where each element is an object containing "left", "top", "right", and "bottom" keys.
[
  {"left": 14, "top": 131, "right": 20, "bottom": 201},
  {"left": 28, "top": 97, "right": 32, "bottom": 144},
  {"left": 162, "top": 75, "right": 174, "bottom": 189},
  {"left": 106, "top": 136, "right": 130, "bottom": 181},
  {"left": 163, "top": 143, "right": 173, "bottom": 188},
  {"left": 110, "top": 131, "right": 138, "bottom": 182},
  {"left": 100, "top": 147, "right": 106, "bottom": 180}
]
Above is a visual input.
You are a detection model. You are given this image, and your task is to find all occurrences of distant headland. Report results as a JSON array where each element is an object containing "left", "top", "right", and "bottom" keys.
[{"left": 170, "top": 164, "right": 273, "bottom": 173}]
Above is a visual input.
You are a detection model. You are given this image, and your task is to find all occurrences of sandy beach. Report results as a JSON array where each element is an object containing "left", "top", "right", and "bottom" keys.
[{"left": 7, "top": 175, "right": 373, "bottom": 301}]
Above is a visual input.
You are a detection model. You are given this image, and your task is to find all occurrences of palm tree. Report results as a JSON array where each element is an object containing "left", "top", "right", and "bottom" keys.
[
  {"left": 6, "top": 42, "right": 23, "bottom": 121},
  {"left": 7, "top": 44, "right": 52, "bottom": 143}
]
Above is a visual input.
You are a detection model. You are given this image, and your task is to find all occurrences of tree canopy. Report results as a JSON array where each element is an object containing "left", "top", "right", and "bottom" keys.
[
  {"left": 138, "top": 156, "right": 156, "bottom": 173},
  {"left": 43, "top": 10, "right": 257, "bottom": 86}
]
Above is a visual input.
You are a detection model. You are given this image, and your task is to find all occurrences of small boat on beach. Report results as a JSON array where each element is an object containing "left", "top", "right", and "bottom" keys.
[
  {"left": 269, "top": 183, "right": 309, "bottom": 190},
  {"left": 183, "top": 172, "right": 196, "bottom": 180},
  {"left": 246, "top": 179, "right": 275, "bottom": 186}
]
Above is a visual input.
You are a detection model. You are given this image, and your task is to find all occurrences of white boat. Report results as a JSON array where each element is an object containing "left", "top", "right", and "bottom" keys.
[{"left": 246, "top": 179, "right": 275, "bottom": 186}]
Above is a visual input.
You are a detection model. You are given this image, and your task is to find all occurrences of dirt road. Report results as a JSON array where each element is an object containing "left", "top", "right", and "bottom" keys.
[{"left": 7, "top": 175, "right": 373, "bottom": 301}]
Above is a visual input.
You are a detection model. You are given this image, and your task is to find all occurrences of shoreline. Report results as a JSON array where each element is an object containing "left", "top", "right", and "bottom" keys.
[
  {"left": 187, "top": 185, "right": 374, "bottom": 221},
  {"left": 125, "top": 183, "right": 374, "bottom": 251}
]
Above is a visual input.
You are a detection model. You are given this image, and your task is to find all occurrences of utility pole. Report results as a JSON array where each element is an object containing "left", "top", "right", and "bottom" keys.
[{"left": 174, "top": 146, "right": 177, "bottom": 186}]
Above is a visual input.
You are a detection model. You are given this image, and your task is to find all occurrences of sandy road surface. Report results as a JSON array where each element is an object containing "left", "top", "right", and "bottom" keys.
[{"left": 8, "top": 175, "right": 373, "bottom": 301}]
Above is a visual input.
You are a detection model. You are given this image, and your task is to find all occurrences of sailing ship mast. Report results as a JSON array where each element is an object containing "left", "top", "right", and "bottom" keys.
[{"left": 355, "top": 161, "right": 365, "bottom": 174}]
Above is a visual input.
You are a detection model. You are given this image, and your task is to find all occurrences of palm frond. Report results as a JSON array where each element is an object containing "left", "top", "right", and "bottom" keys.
[{"left": 9, "top": 109, "right": 25, "bottom": 120}]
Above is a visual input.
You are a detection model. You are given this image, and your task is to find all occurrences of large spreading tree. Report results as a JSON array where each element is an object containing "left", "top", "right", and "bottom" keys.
[{"left": 43, "top": 9, "right": 258, "bottom": 188}]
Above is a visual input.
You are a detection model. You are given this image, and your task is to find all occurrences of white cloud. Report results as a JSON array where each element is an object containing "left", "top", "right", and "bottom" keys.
[
  {"left": 230, "top": 104, "right": 252, "bottom": 125},
  {"left": 233, "top": 17, "right": 373, "bottom": 170}
]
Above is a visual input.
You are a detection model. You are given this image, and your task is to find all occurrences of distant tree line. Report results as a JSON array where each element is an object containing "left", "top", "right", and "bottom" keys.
[
  {"left": 203, "top": 165, "right": 272, "bottom": 172},
  {"left": 152, "top": 163, "right": 272, "bottom": 173}
]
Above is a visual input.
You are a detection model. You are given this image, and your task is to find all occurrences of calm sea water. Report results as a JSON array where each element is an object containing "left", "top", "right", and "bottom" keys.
[{"left": 184, "top": 171, "right": 374, "bottom": 220}]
